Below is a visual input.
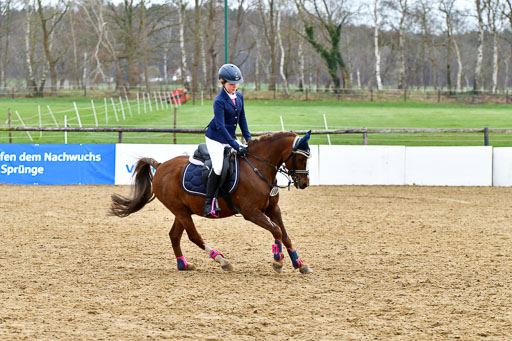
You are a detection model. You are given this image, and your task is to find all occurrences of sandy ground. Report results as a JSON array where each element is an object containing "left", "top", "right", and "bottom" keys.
[{"left": 0, "top": 184, "right": 511, "bottom": 340}]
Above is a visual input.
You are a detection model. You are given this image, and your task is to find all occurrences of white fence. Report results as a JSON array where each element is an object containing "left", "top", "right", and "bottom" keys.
[{"left": 116, "top": 144, "right": 512, "bottom": 187}]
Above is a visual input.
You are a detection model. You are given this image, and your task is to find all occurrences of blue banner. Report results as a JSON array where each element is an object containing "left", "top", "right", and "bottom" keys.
[{"left": 0, "top": 144, "right": 115, "bottom": 185}]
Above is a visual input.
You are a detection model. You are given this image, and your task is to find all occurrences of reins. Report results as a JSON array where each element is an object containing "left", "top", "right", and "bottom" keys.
[
  {"left": 241, "top": 137, "right": 311, "bottom": 195},
  {"left": 241, "top": 154, "right": 281, "bottom": 193}
]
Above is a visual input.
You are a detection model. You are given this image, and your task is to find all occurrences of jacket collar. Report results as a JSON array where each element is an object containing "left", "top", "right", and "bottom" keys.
[{"left": 220, "top": 88, "right": 239, "bottom": 107}]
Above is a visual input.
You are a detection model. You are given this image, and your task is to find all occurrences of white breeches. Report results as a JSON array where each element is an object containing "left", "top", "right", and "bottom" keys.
[{"left": 205, "top": 136, "right": 232, "bottom": 176}]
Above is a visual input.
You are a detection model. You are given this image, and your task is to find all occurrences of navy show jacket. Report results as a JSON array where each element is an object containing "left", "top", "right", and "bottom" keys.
[{"left": 205, "top": 89, "right": 251, "bottom": 149}]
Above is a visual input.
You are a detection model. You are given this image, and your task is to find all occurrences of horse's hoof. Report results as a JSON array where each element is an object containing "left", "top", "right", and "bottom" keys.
[
  {"left": 272, "top": 261, "right": 283, "bottom": 273},
  {"left": 186, "top": 263, "right": 196, "bottom": 271},
  {"left": 299, "top": 263, "right": 312, "bottom": 274},
  {"left": 221, "top": 263, "right": 233, "bottom": 271}
]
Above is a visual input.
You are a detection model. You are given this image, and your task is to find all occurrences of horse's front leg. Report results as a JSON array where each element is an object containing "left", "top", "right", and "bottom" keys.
[
  {"left": 265, "top": 202, "right": 312, "bottom": 274},
  {"left": 242, "top": 208, "right": 287, "bottom": 272}
]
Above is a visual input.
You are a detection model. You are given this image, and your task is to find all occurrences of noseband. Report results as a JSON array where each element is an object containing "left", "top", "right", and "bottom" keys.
[{"left": 243, "top": 136, "right": 311, "bottom": 194}]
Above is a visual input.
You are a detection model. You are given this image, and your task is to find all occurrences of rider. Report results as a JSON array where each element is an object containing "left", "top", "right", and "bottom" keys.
[{"left": 203, "top": 64, "right": 251, "bottom": 217}]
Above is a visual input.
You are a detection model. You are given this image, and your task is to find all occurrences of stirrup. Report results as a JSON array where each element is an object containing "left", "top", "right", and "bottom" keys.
[{"left": 204, "top": 197, "right": 220, "bottom": 217}]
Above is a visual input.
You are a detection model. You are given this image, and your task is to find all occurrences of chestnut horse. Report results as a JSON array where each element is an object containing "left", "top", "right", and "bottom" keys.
[{"left": 110, "top": 131, "right": 312, "bottom": 274}]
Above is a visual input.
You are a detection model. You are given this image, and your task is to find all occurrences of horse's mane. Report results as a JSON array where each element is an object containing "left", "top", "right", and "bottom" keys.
[{"left": 247, "top": 131, "right": 297, "bottom": 148}]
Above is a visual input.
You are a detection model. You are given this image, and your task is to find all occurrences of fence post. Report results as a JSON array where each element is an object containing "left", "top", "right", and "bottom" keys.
[
  {"left": 8, "top": 108, "right": 12, "bottom": 143},
  {"left": 47, "top": 105, "right": 59, "bottom": 127},
  {"left": 305, "top": 88, "right": 308, "bottom": 101},
  {"left": 363, "top": 131, "right": 368, "bottom": 145},
  {"left": 104, "top": 98, "right": 109, "bottom": 124},
  {"left": 484, "top": 126, "right": 489, "bottom": 146},
  {"left": 507, "top": 90, "right": 509, "bottom": 104},
  {"left": 73, "top": 102, "right": 83, "bottom": 127},
  {"left": 137, "top": 93, "right": 141, "bottom": 115},
  {"left": 370, "top": 88, "right": 374, "bottom": 102},
  {"left": 173, "top": 106, "right": 177, "bottom": 144},
  {"left": 438, "top": 90, "right": 441, "bottom": 103},
  {"left": 11, "top": 88, "right": 14, "bottom": 99},
  {"left": 118, "top": 126, "right": 123, "bottom": 143},
  {"left": 404, "top": 88, "right": 407, "bottom": 102},
  {"left": 193, "top": 92, "right": 196, "bottom": 105},
  {"left": 38, "top": 105, "right": 42, "bottom": 138}
]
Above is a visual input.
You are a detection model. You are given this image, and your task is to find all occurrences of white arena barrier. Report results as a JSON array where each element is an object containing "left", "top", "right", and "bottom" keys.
[
  {"left": 405, "top": 146, "right": 493, "bottom": 186},
  {"left": 492, "top": 147, "right": 512, "bottom": 187},
  {"left": 114, "top": 144, "right": 499, "bottom": 187},
  {"left": 117, "top": 144, "right": 320, "bottom": 187},
  {"left": 318, "top": 145, "right": 406, "bottom": 185},
  {"left": 115, "top": 144, "right": 197, "bottom": 185}
]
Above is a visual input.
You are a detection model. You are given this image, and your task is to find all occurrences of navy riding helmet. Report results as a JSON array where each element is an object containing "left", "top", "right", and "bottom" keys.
[{"left": 218, "top": 64, "right": 244, "bottom": 84}]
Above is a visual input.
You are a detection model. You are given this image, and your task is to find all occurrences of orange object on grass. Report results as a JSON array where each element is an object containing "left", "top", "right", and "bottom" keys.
[{"left": 170, "top": 88, "right": 190, "bottom": 104}]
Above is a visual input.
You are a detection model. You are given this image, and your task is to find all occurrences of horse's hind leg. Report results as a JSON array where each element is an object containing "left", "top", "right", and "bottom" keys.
[
  {"left": 177, "top": 214, "right": 233, "bottom": 271},
  {"left": 265, "top": 202, "right": 312, "bottom": 274},
  {"left": 169, "top": 219, "right": 196, "bottom": 271}
]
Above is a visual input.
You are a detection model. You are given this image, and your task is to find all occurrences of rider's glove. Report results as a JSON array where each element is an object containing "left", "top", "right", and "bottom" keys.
[{"left": 237, "top": 145, "right": 247, "bottom": 157}]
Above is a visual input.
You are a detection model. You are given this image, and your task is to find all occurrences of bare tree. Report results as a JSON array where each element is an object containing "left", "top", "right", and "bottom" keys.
[
  {"left": 205, "top": 0, "right": 219, "bottom": 94},
  {"left": 276, "top": 0, "right": 289, "bottom": 96},
  {"left": 503, "top": 0, "right": 512, "bottom": 89},
  {"left": 371, "top": 0, "right": 383, "bottom": 90},
  {"left": 36, "top": 0, "right": 69, "bottom": 96},
  {"left": 0, "top": 0, "right": 13, "bottom": 88},
  {"left": 295, "top": 0, "right": 355, "bottom": 91},
  {"left": 200, "top": 26, "right": 207, "bottom": 90},
  {"left": 484, "top": 0, "right": 502, "bottom": 93},
  {"left": 453, "top": 30, "right": 463, "bottom": 91},
  {"left": 414, "top": 0, "right": 439, "bottom": 90},
  {"left": 384, "top": 0, "right": 409, "bottom": 89},
  {"left": 297, "top": 31, "right": 305, "bottom": 91},
  {"left": 24, "top": 0, "right": 37, "bottom": 95},
  {"left": 68, "top": 4, "right": 80, "bottom": 88},
  {"left": 80, "top": 0, "right": 124, "bottom": 90},
  {"left": 229, "top": 0, "right": 254, "bottom": 66},
  {"left": 189, "top": 0, "right": 204, "bottom": 93},
  {"left": 257, "top": 0, "right": 278, "bottom": 91},
  {"left": 439, "top": 0, "right": 456, "bottom": 92},
  {"left": 177, "top": 0, "right": 190, "bottom": 88},
  {"left": 141, "top": 0, "right": 150, "bottom": 91},
  {"left": 474, "top": 0, "right": 486, "bottom": 91}
]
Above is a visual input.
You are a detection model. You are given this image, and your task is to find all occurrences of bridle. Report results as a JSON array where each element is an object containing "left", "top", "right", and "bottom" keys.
[{"left": 242, "top": 136, "right": 311, "bottom": 195}]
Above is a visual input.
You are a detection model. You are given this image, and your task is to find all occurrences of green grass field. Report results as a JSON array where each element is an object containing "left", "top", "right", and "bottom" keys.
[{"left": 1, "top": 96, "right": 511, "bottom": 146}]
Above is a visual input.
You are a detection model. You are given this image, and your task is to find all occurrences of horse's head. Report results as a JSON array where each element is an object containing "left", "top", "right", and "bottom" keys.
[{"left": 284, "top": 130, "right": 312, "bottom": 189}]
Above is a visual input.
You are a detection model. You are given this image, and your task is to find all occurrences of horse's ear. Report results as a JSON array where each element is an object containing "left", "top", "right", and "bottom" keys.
[
  {"left": 304, "top": 130, "right": 311, "bottom": 141},
  {"left": 296, "top": 130, "right": 312, "bottom": 150}
]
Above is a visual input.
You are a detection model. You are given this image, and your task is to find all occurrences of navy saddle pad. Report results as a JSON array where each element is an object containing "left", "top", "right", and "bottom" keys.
[{"left": 181, "top": 157, "right": 239, "bottom": 197}]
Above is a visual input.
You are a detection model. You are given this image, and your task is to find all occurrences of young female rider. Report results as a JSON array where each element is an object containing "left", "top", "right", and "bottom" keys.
[{"left": 203, "top": 64, "right": 251, "bottom": 217}]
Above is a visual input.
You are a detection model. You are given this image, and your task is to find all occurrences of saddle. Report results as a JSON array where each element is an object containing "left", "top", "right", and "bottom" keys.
[{"left": 181, "top": 144, "right": 239, "bottom": 197}]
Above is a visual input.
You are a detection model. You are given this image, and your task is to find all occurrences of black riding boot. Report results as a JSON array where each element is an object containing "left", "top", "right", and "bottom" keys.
[{"left": 203, "top": 172, "right": 221, "bottom": 217}]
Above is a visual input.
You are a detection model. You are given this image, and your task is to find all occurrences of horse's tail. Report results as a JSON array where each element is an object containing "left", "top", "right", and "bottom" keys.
[{"left": 109, "top": 157, "right": 161, "bottom": 217}]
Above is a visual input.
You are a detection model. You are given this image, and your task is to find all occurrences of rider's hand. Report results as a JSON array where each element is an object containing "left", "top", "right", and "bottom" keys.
[{"left": 237, "top": 145, "right": 247, "bottom": 157}]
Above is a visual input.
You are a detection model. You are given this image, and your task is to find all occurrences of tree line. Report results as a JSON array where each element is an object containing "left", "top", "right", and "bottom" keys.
[{"left": 1, "top": 0, "right": 512, "bottom": 97}]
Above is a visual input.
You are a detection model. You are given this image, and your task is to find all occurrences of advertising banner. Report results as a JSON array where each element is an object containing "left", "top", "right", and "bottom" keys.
[{"left": 0, "top": 144, "right": 115, "bottom": 185}]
